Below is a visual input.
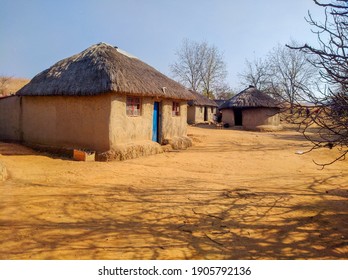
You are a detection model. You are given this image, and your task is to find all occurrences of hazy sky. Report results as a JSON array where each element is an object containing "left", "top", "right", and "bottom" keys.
[{"left": 0, "top": 0, "right": 325, "bottom": 88}]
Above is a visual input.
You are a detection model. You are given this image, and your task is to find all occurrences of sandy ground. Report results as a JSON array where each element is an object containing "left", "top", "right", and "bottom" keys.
[{"left": 0, "top": 125, "right": 347, "bottom": 260}]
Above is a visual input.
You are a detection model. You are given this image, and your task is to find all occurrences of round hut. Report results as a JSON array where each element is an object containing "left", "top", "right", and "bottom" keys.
[
  {"left": 219, "top": 86, "right": 282, "bottom": 131},
  {"left": 11, "top": 43, "right": 194, "bottom": 160}
]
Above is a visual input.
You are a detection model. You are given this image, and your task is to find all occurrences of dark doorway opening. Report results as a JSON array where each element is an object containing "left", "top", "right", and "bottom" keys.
[
  {"left": 204, "top": 106, "right": 208, "bottom": 121},
  {"left": 234, "top": 109, "right": 243, "bottom": 126}
]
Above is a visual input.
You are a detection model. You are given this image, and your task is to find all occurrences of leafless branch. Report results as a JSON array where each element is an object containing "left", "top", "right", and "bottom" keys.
[
  {"left": 283, "top": 1, "right": 348, "bottom": 166},
  {"left": 170, "top": 39, "right": 228, "bottom": 98}
]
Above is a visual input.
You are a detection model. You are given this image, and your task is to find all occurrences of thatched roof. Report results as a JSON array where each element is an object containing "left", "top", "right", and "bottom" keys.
[
  {"left": 214, "top": 99, "right": 227, "bottom": 107},
  {"left": 17, "top": 43, "right": 193, "bottom": 100},
  {"left": 219, "top": 86, "right": 280, "bottom": 109},
  {"left": 188, "top": 90, "right": 218, "bottom": 107}
]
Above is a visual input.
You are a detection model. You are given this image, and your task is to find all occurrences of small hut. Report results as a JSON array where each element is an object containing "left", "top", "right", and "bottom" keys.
[
  {"left": 1, "top": 43, "right": 194, "bottom": 160},
  {"left": 187, "top": 90, "right": 218, "bottom": 124},
  {"left": 219, "top": 86, "right": 281, "bottom": 131}
]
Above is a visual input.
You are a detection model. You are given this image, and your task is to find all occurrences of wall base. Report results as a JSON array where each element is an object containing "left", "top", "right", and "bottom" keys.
[{"left": 96, "top": 140, "right": 163, "bottom": 161}]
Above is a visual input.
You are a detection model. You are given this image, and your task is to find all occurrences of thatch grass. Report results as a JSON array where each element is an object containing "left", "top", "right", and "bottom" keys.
[
  {"left": 167, "top": 136, "right": 192, "bottom": 150},
  {"left": 17, "top": 43, "right": 194, "bottom": 100},
  {"left": 96, "top": 137, "right": 192, "bottom": 161},
  {"left": 187, "top": 90, "right": 218, "bottom": 107},
  {"left": 96, "top": 140, "right": 163, "bottom": 161},
  {"left": 220, "top": 86, "right": 280, "bottom": 109},
  {"left": 0, "top": 161, "right": 8, "bottom": 181}
]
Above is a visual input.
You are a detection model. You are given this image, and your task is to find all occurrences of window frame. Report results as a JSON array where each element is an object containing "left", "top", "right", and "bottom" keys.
[
  {"left": 172, "top": 101, "right": 181, "bottom": 117},
  {"left": 126, "top": 96, "right": 142, "bottom": 117}
]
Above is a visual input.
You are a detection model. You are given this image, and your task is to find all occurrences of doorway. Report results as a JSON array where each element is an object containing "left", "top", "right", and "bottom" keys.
[
  {"left": 234, "top": 109, "right": 243, "bottom": 126},
  {"left": 204, "top": 106, "right": 208, "bottom": 121}
]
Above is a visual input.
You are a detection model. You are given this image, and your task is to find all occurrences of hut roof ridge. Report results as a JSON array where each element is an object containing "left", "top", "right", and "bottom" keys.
[
  {"left": 219, "top": 86, "right": 280, "bottom": 109},
  {"left": 17, "top": 43, "right": 193, "bottom": 100},
  {"left": 188, "top": 90, "right": 218, "bottom": 107}
]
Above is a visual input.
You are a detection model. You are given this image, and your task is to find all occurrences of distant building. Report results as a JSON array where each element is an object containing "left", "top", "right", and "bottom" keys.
[
  {"left": 219, "top": 86, "right": 282, "bottom": 131},
  {"left": 187, "top": 90, "right": 218, "bottom": 124}
]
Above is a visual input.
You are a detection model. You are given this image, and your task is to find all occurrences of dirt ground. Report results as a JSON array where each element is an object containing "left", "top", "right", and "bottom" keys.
[{"left": 0, "top": 125, "right": 347, "bottom": 260}]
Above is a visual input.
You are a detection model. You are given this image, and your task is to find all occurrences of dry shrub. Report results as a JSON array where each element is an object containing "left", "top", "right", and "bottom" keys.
[
  {"left": 0, "top": 162, "right": 8, "bottom": 181},
  {"left": 167, "top": 136, "right": 192, "bottom": 150},
  {"left": 96, "top": 136, "right": 192, "bottom": 161},
  {"left": 96, "top": 140, "right": 163, "bottom": 161}
]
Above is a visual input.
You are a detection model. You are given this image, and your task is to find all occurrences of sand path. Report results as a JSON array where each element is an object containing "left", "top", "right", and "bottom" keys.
[{"left": 0, "top": 125, "right": 347, "bottom": 259}]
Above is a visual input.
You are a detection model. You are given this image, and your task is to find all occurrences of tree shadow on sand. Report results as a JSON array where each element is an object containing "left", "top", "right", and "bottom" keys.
[{"left": 0, "top": 173, "right": 347, "bottom": 260}]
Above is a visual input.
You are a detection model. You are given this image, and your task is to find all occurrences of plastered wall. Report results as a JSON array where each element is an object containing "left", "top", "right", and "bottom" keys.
[
  {"left": 22, "top": 95, "right": 111, "bottom": 151},
  {"left": 243, "top": 108, "right": 280, "bottom": 129},
  {"left": 109, "top": 95, "right": 153, "bottom": 147},
  {"left": 109, "top": 96, "right": 188, "bottom": 147},
  {"left": 187, "top": 105, "right": 216, "bottom": 124},
  {"left": 0, "top": 96, "right": 21, "bottom": 141},
  {"left": 187, "top": 105, "right": 196, "bottom": 124},
  {"left": 161, "top": 100, "right": 187, "bottom": 141},
  {"left": 221, "top": 109, "right": 235, "bottom": 126},
  {"left": 0, "top": 93, "right": 189, "bottom": 153}
]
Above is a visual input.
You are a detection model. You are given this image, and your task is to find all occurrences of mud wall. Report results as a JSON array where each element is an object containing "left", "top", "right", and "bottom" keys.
[
  {"left": 161, "top": 100, "right": 187, "bottom": 142},
  {"left": 206, "top": 106, "right": 216, "bottom": 122},
  {"left": 109, "top": 96, "right": 188, "bottom": 147},
  {"left": 22, "top": 95, "right": 111, "bottom": 152},
  {"left": 187, "top": 105, "right": 216, "bottom": 124},
  {"left": 2, "top": 94, "right": 189, "bottom": 154},
  {"left": 0, "top": 96, "right": 21, "bottom": 141},
  {"left": 243, "top": 108, "right": 280, "bottom": 129},
  {"left": 109, "top": 95, "right": 153, "bottom": 148},
  {"left": 187, "top": 105, "right": 196, "bottom": 124},
  {"left": 221, "top": 109, "right": 235, "bottom": 126}
]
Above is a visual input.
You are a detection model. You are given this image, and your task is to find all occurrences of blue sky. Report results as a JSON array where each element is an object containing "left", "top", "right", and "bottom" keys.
[{"left": 0, "top": 0, "right": 324, "bottom": 88}]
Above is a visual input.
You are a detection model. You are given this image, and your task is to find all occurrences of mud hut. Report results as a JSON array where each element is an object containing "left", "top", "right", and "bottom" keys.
[
  {"left": 219, "top": 86, "right": 281, "bottom": 131},
  {"left": 187, "top": 90, "right": 218, "bottom": 124},
  {"left": 2, "top": 43, "right": 194, "bottom": 160}
]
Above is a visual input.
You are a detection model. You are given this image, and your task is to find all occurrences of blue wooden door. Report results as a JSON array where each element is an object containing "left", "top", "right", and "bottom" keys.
[{"left": 152, "top": 102, "right": 159, "bottom": 142}]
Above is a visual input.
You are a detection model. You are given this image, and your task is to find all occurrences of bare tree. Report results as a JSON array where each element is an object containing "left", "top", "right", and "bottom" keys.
[
  {"left": 268, "top": 42, "right": 318, "bottom": 106},
  {"left": 170, "top": 39, "right": 203, "bottom": 92},
  {"left": 170, "top": 39, "right": 228, "bottom": 98},
  {"left": 287, "top": 0, "right": 348, "bottom": 167},
  {"left": 214, "top": 83, "right": 235, "bottom": 100},
  {"left": 239, "top": 58, "right": 271, "bottom": 91},
  {"left": 238, "top": 43, "right": 317, "bottom": 107},
  {"left": 199, "top": 44, "right": 228, "bottom": 99}
]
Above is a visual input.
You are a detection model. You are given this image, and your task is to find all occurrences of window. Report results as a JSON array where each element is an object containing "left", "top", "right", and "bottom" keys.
[
  {"left": 126, "top": 97, "right": 141, "bottom": 116},
  {"left": 172, "top": 101, "right": 180, "bottom": 116}
]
